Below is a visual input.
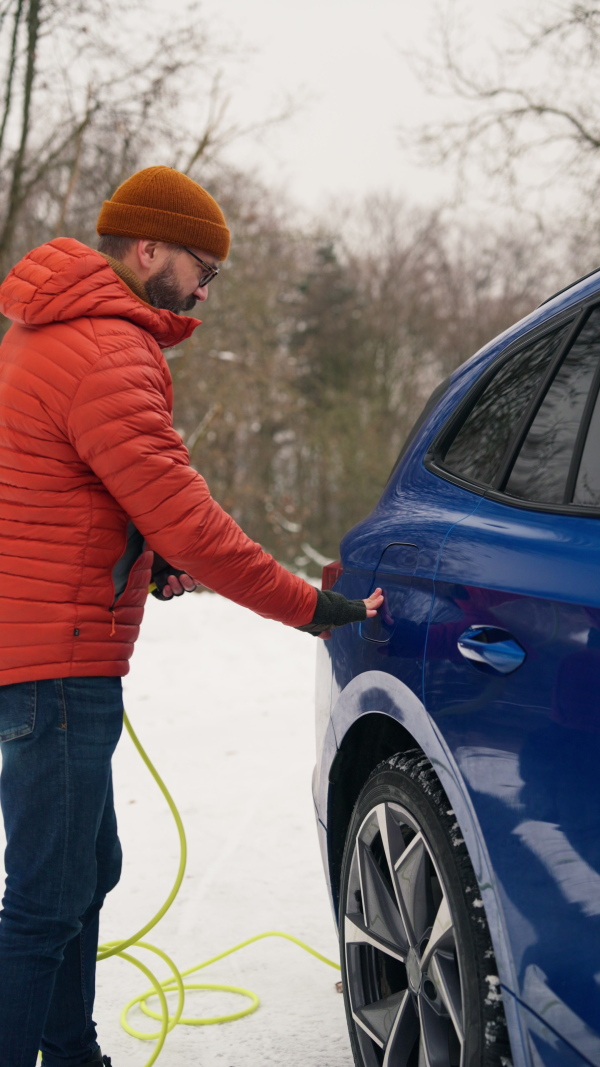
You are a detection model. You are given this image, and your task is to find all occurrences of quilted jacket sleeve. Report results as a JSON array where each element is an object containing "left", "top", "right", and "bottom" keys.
[{"left": 67, "top": 336, "right": 318, "bottom": 628}]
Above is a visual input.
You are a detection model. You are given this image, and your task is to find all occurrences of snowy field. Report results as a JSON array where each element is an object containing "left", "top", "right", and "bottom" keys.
[{"left": 0, "top": 592, "right": 353, "bottom": 1067}]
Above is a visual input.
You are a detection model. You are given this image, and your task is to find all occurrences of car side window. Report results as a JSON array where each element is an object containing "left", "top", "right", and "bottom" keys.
[
  {"left": 506, "top": 307, "right": 600, "bottom": 504},
  {"left": 574, "top": 400, "right": 600, "bottom": 505},
  {"left": 573, "top": 316, "right": 600, "bottom": 505},
  {"left": 442, "top": 325, "right": 570, "bottom": 488}
]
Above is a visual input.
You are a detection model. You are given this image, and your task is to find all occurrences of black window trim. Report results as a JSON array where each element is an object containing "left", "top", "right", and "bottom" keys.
[{"left": 424, "top": 298, "right": 600, "bottom": 517}]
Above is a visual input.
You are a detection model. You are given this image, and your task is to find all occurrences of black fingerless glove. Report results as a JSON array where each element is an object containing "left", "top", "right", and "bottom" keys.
[
  {"left": 296, "top": 588, "right": 367, "bottom": 636},
  {"left": 151, "top": 552, "right": 188, "bottom": 601}
]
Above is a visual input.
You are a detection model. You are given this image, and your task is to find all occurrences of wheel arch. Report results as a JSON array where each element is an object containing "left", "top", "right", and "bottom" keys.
[
  {"left": 326, "top": 670, "right": 520, "bottom": 1010},
  {"left": 327, "top": 711, "right": 417, "bottom": 917}
]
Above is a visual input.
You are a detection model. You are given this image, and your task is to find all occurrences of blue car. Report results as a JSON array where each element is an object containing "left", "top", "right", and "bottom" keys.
[{"left": 314, "top": 270, "right": 600, "bottom": 1067}]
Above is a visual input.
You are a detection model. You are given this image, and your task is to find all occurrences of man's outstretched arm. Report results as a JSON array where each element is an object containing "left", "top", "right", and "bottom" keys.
[{"left": 68, "top": 345, "right": 383, "bottom": 630}]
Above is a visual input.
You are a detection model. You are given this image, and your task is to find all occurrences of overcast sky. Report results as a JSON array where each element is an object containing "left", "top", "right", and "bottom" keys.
[{"left": 162, "top": 0, "right": 530, "bottom": 213}]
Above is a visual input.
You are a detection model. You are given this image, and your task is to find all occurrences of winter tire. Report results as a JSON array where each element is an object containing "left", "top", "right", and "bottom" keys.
[{"left": 339, "top": 751, "right": 511, "bottom": 1067}]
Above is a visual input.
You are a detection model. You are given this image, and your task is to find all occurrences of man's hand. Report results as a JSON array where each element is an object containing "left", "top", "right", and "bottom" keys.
[
  {"left": 364, "top": 586, "right": 384, "bottom": 616},
  {"left": 318, "top": 586, "right": 384, "bottom": 640},
  {"left": 160, "top": 572, "right": 197, "bottom": 598},
  {"left": 151, "top": 552, "right": 198, "bottom": 600}
]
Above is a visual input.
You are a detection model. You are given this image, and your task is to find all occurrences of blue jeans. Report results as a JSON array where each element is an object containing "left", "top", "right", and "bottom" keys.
[{"left": 0, "top": 677, "right": 124, "bottom": 1067}]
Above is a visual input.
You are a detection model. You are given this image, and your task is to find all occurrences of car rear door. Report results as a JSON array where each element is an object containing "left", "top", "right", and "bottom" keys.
[{"left": 424, "top": 305, "right": 600, "bottom": 1066}]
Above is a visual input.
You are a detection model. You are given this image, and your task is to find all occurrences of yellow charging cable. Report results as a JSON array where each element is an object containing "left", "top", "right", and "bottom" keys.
[{"left": 97, "top": 712, "right": 341, "bottom": 1066}]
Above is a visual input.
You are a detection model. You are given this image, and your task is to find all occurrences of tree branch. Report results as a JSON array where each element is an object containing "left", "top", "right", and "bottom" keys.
[
  {"left": 405, "top": 0, "right": 600, "bottom": 198},
  {"left": 183, "top": 72, "right": 231, "bottom": 173},
  {"left": 0, "top": 0, "right": 24, "bottom": 163},
  {"left": 0, "top": 0, "right": 41, "bottom": 255},
  {"left": 18, "top": 99, "right": 100, "bottom": 204},
  {"left": 52, "top": 88, "right": 94, "bottom": 235}
]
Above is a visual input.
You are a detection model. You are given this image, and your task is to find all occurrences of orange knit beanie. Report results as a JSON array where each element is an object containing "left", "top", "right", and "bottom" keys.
[{"left": 96, "top": 166, "right": 230, "bottom": 260}]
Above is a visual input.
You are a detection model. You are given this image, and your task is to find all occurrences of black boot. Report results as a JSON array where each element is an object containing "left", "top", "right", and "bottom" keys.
[{"left": 41, "top": 1052, "right": 111, "bottom": 1067}]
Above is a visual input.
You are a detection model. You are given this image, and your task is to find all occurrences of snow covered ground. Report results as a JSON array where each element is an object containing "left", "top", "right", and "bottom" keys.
[{"left": 0, "top": 592, "right": 353, "bottom": 1067}]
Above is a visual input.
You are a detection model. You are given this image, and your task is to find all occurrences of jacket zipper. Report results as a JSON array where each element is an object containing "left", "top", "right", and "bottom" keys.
[
  {"left": 109, "top": 546, "right": 151, "bottom": 636},
  {"left": 109, "top": 526, "right": 130, "bottom": 614}
]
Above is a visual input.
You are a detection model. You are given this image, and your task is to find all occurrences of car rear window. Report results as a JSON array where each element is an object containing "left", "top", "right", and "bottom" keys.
[
  {"left": 574, "top": 397, "right": 600, "bottom": 505},
  {"left": 506, "top": 307, "right": 600, "bottom": 503},
  {"left": 442, "top": 325, "right": 570, "bottom": 488}
]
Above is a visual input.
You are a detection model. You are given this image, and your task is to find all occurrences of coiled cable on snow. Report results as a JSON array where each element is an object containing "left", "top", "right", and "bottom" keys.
[{"left": 96, "top": 712, "right": 341, "bottom": 1067}]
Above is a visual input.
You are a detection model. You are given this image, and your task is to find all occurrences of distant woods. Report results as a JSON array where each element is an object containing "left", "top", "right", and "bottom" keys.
[
  {"left": 0, "top": 0, "right": 569, "bottom": 572},
  {"left": 169, "top": 188, "right": 548, "bottom": 569}
]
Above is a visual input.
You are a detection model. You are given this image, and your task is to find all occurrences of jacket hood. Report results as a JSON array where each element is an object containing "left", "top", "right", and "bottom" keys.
[{"left": 0, "top": 237, "right": 200, "bottom": 348}]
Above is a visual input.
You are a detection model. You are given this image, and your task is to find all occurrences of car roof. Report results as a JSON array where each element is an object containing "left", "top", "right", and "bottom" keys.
[
  {"left": 450, "top": 265, "right": 600, "bottom": 389},
  {"left": 538, "top": 267, "right": 600, "bottom": 307}
]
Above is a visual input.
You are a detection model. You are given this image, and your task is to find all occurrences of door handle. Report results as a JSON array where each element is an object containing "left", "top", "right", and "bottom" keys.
[{"left": 457, "top": 625, "right": 526, "bottom": 675}]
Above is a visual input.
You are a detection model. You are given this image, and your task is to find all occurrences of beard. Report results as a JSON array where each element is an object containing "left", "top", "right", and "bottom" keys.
[{"left": 145, "top": 258, "right": 197, "bottom": 314}]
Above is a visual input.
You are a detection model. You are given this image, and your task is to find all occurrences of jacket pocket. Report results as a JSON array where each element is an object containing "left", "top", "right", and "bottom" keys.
[
  {"left": 110, "top": 521, "right": 145, "bottom": 609},
  {"left": 0, "top": 681, "right": 36, "bottom": 742}
]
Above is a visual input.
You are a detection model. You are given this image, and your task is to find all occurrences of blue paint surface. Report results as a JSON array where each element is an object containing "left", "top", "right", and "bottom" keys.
[{"left": 315, "top": 275, "right": 600, "bottom": 1066}]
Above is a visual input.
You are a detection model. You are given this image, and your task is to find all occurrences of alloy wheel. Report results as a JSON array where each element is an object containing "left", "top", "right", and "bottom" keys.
[{"left": 343, "top": 800, "right": 464, "bottom": 1067}]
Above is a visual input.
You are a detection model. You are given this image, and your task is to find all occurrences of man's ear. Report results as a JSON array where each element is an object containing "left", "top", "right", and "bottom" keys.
[{"left": 136, "top": 239, "right": 161, "bottom": 272}]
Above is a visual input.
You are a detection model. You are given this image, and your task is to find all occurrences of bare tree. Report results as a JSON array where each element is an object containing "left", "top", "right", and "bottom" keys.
[
  {"left": 0, "top": 0, "right": 293, "bottom": 273},
  {"left": 407, "top": 1, "right": 600, "bottom": 208}
]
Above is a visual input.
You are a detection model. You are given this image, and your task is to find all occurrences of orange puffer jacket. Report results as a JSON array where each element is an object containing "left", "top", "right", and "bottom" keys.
[{"left": 0, "top": 238, "right": 317, "bottom": 684}]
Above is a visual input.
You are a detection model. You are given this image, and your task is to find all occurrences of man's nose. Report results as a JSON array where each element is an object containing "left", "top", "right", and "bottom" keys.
[{"left": 194, "top": 285, "right": 209, "bottom": 303}]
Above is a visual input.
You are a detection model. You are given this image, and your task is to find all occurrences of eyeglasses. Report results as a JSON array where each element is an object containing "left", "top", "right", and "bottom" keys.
[{"left": 181, "top": 247, "right": 220, "bottom": 287}]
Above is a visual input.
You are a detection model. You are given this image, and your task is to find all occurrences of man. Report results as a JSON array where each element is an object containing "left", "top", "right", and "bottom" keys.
[{"left": 0, "top": 166, "right": 383, "bottom": 1067}]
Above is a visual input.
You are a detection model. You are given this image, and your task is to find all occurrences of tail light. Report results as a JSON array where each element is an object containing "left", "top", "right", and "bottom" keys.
[{"left": 322, "top": 560, "right": 343, "bottom": 590}]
